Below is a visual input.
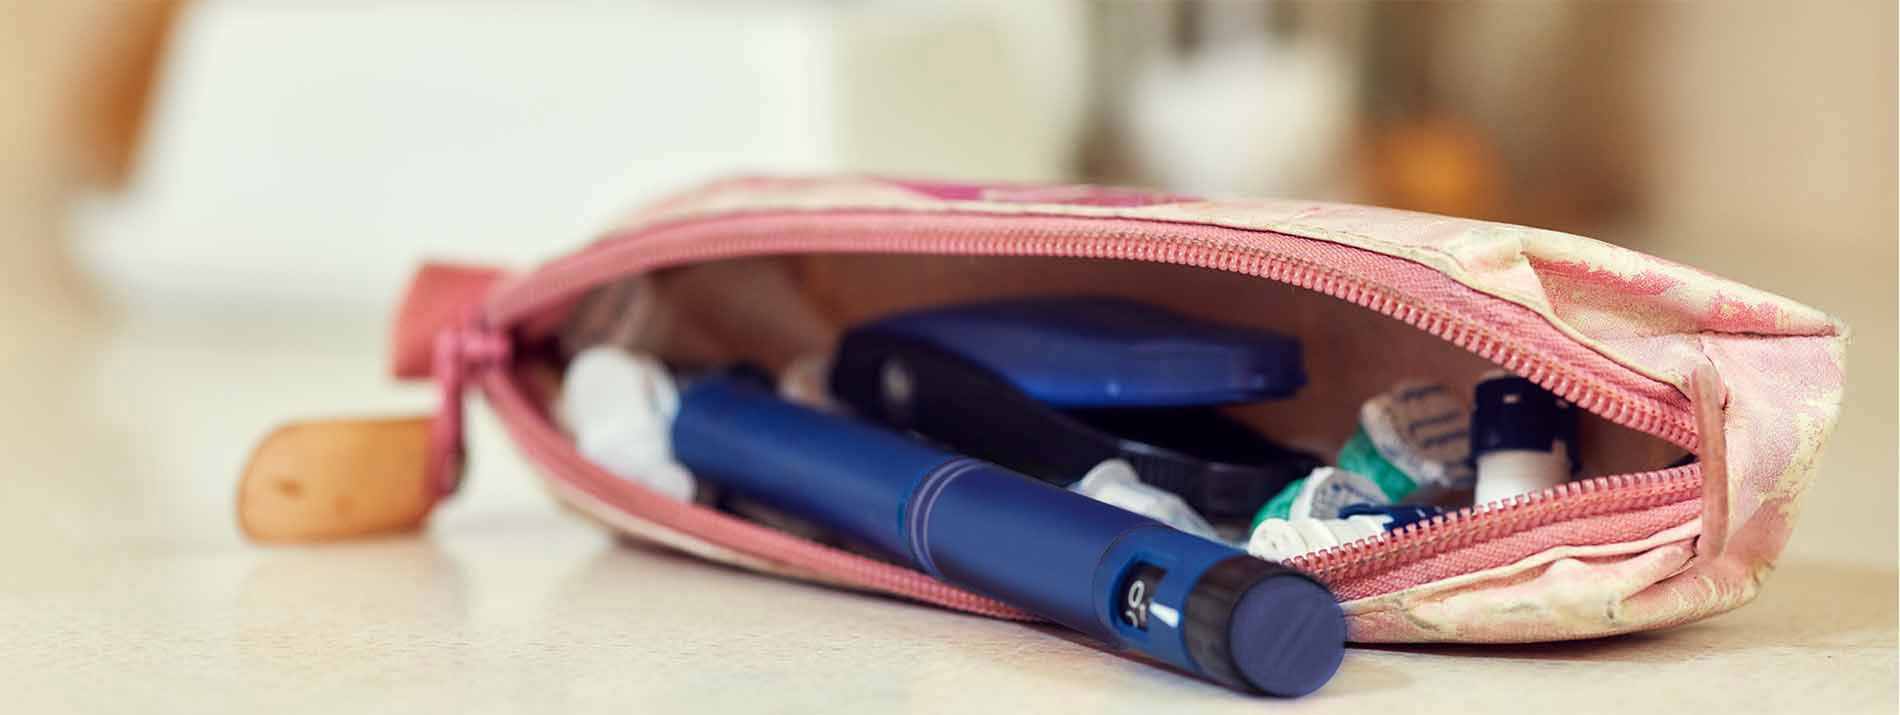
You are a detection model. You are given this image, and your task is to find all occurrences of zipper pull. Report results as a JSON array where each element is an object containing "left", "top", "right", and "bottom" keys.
[
  {"left": 426, "top": 321, "right": 511, "bottom": 498},
  {"left": 237, "top": 321, "right": 509, "bottom": 543}
]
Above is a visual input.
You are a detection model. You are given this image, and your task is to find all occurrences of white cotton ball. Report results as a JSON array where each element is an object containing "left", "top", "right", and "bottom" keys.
[{"left": 560, "top": 346, "right": 694, "bottom": 501}]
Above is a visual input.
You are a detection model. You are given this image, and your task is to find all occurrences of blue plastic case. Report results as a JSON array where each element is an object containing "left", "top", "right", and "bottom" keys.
[{"left": 829, "top": 297, "right": 1320, "bottom": 522}]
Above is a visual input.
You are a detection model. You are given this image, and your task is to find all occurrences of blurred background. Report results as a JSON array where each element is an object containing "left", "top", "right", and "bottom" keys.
[{"left": 1, "top": 1, "right": 1892, "bottom": 570}]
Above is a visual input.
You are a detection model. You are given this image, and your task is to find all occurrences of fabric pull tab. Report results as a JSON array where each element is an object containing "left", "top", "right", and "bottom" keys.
[
  {"left": 390, "top": 262, "right": 508, "bottom": 380},
  {"left": 1689, "top": 364, "right": 1731, "bottom": 560},
  {"left": 238, "top": 416, "right": 439, "bottom": 542}
]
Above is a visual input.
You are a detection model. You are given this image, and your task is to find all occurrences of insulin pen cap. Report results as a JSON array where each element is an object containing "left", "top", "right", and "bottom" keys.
[
  {"left": 1471, "top": 375, "right": 1578, "bottom": 467},
  {"left": 1185, "top": 557, "right": 1346, "bottom": 697}
]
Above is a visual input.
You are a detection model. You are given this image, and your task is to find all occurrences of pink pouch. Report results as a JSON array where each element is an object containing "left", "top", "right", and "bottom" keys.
[{"left": 325, "top": 176, "right": 1845, "bottom": 643}]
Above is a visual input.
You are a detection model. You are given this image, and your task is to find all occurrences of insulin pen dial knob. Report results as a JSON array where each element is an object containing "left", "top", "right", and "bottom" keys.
[{"left": 1183, "top": 557, "right": 1345, "bottom": 697}]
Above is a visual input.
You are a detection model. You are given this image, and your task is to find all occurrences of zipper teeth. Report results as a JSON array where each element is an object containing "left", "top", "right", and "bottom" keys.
[
  {"left": 503, "top": 212, "right": 1702, "bottom": 582},
  {"left": 1289, "top": 464, "right": 1699, "bottom": 580},
  {"left": 1173, "top": 243, "right": 1695, "bottom": 450}
]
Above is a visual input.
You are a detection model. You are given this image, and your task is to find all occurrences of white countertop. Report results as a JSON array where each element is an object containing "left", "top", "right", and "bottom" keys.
[{"left": 0, "top": 306, "right": 1892, "bottom": 714}]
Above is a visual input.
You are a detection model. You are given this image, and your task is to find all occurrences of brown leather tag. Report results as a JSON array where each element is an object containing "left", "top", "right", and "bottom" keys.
[{"left": 238, "top": 416, "right": 439, "bottom": 542}]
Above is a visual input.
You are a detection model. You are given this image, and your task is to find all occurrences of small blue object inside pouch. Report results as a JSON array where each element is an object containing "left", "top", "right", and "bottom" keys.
[{"left": 1337, "top": 503, "right": 1445, "bottom": 530}]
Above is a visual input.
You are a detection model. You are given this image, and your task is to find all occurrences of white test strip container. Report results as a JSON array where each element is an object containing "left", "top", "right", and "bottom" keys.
[{"left": 1469, "top": 374, "right": 1577, "bottom": 505}]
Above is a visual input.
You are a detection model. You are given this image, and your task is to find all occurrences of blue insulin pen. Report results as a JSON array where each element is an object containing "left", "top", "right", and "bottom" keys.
[{"left": 670, "top": 371, "right": 1346, "bottom": 696}]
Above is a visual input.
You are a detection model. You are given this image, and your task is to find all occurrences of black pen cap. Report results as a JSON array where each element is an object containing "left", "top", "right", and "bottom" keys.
[{"left": 1183, "top": 557, "right": 1346, "bottom": 697}]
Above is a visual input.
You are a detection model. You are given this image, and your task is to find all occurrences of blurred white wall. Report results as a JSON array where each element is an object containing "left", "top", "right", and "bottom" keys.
[
  {"left": 1636, "top": 1, "right": 1896, "bottom": 567},
  {"left": 74, "top": 1, "right": 1087, "bottom": 321}
]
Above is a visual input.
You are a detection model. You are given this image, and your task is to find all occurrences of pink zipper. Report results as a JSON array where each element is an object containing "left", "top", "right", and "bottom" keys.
[
  {"left": 469, "top": 209, "right": 1706, "bottom": 600},
  {"left": 1291, "top": 464, "right": 1699, "bottom": 582}
]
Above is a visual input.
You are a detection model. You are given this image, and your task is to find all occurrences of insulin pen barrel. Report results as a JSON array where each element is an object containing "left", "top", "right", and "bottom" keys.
[
  {"left": 670, "top": 372, "right": 946, "bottom": 559},
  {"left": 671, "top": 375, "right": 1345, "bottom": 696}
]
